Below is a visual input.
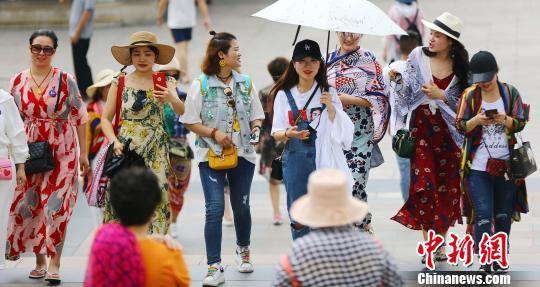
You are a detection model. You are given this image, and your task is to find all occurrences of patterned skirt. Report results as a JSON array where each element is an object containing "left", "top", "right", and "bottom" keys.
[{"left": 391, "top": 105, "right": 462, "bottom": 234}]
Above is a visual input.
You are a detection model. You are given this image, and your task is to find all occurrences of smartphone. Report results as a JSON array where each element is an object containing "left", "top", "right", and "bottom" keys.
[
  {"left": 485, "top": 109, "right": 498, "bottom": 118},
  {"left": 250, "top": 128, "right": 261, "bottom": 144},
  {"left": 153, "top": 72, "right": 167, "bottom": 91}
]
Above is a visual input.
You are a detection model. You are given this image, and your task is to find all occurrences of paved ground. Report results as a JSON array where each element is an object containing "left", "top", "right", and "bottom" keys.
[{"left": 1, "top": 0, "right": 540, "bottom": 286}]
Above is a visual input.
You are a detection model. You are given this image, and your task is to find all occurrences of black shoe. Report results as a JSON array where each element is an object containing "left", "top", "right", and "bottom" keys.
[
  {"left": 479, "top": 264, "right": 492, "bottom": 274},
  {"left": 492, "top": 262, "right": 509, "bottom": 273}
]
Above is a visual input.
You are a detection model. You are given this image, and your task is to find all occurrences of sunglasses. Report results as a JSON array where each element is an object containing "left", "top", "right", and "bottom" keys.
[
  {"left": 390, "top": 73, "right": 404, "bottom": 93},
  {"left": 338, "top": 32, "right": 361, "bottom": 40},
  {"left": 131, "top": 90, "right": 148, "bottom": 112},
  {"left": 165, "top": 72, "right": 180, "bottom": 81},
  {"left": 30, "top": 44, "right": 55, "bottom": 56}
]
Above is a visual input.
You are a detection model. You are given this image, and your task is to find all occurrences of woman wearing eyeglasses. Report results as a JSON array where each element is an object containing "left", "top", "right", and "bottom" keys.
[
  {"left": 101, "top": 31, "right": 185, "bottom": 236},
  {"left": 5, "top": 29, "right": 89, "bottom": 284},
  {"left": 181, "top": 31, "right": 264, "bottom": 286},
  {"left": 326, "top": 32, "right": 389, "bottom": 234}
]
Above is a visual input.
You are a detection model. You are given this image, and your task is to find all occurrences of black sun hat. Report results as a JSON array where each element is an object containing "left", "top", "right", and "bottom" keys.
[
  {"left": 292, "top": 39, "right": 323, "bottom": 62},
  {"left": 470, "top": 51, "right": 498, "bottom": 84}
]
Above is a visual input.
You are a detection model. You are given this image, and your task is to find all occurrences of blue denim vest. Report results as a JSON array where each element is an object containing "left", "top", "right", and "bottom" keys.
[{"left": 198, "top": 71, "right": 254, "bottom": 156}]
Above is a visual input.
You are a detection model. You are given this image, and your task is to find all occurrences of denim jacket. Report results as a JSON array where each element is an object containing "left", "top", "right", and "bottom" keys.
[{"left": 198, "top": 71, "right": 254, "bottom": 156}]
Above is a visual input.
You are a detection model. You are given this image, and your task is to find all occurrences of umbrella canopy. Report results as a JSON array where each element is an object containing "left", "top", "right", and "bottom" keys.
[{"left": 252, "top": 0, "right": 407, "bottom": 36}]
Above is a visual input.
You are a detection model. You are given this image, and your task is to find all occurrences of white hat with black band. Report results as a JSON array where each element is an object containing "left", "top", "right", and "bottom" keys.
[{"left": 421, "top": 12, "right": 464, "bottom": 45}]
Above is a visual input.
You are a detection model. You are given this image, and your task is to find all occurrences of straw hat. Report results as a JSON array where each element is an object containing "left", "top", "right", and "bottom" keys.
[
  {"left": 111, "top": 31, "right": 175, "bottom": 66},
  {"left": 290, "top": 169, "right": 368, "bottom": 228},
  {"left": 421, "top": 12, "right": 464, "bottom": 45},
  {"left": 157, "top": 57, "right": 181, "bottom": 73},
  {"left": 86, "top": 69, "right": 116, "bottom": 99}
]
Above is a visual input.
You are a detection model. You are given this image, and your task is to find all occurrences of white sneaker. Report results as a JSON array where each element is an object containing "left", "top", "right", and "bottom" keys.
[
  {"left": 235, "top": 246, "right": 254, "bottom": 273},
  {"left": 169, "top": 222, "right": 178, "bottom": 238},
  {"left": 202, "top": 264, "right": 225, "bottom": 286}
]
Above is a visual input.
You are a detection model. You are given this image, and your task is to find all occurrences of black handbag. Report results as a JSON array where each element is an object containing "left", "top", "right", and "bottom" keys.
[
  {"left": 103, "top": 138, "right": 146, "bottom": 177},
  {"left": 25, "top": 72, "right": 62, "bottom": 175},
  {"left": 509, "top": 137, "right": 537, "bottom": 179}
]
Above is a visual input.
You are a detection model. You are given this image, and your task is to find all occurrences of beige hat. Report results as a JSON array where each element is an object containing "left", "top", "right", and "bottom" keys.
[
  {"left": 290, "top": 169, "right": 368, "bottom": 228},
  {"left": 157, "top": 57, "right": 181, "bottom": 73},
  {"left": 111, "top": 31, "right": 175, "bottom": 66},
  {"left": 86, "top": 69, "right": 116, "bottom": 99},
  {"left": 421, "top": 12, "right": 464, "bottom": 45}
]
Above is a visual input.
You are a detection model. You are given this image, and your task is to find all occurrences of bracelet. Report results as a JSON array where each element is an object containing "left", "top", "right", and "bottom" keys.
[{"left": 210, "top": 128, "right": 218, "bottom": 139}]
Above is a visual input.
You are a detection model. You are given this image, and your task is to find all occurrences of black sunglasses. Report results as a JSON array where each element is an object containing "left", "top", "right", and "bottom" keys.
[
  {"left": 30, "top": 44, "right": 55, "bottom": 56},
  {"left": 132, "top": 90, "right": 148, "bottom": 112}
]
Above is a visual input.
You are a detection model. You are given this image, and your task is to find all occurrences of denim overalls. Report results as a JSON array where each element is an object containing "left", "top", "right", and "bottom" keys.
[{"left": 282, "top": 89, "right": 317, "bottom": 240}]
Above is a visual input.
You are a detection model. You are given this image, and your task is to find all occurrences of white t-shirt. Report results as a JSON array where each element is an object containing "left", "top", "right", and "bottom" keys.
[
  {"left": 167, "top": 0, "right": 196, "bottom": 29},
  {"left": 470, "top": 98, "right": 510, "bottom": 171},
  {"left": 271, "top": 83, "right": 339, "bottom": 135},
  {"left": 181, "top": 78, "right": 265, "bottom": 164}
]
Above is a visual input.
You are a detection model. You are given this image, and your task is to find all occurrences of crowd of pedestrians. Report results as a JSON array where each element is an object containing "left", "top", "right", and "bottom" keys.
[{"left": 0, "top": 0, "right": 533, "bottom": 286}]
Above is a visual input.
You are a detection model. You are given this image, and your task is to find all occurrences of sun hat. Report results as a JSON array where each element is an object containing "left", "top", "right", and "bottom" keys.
[
  {"left": 111, "top": 31, "right": 175, "bottom": 66},
  {"left": 470, "top": 51, "right": 498, "bottom": 84},
  {"left": 157, "top": 57, "right": 181, "bottom": 73},
  {"left": 421, "top": 12, "right": 464, "bottom": 45},
  {"left": 290, "top": 169, "right": 369, "bottom": 228},
  {"left": 292, "top": 39, "right": 323, "bottom": 62},
  {"left": 86, "top": 69, "right": 116, "bottom": 99}
]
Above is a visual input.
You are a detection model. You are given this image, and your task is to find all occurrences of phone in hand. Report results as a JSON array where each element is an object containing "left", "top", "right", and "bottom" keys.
[
  {"left": 153, "top": 72, "right": 167, "bottom": 92},
  {"left": 250, "top": 128, "right": 261, "bottom": 144},
  {"left": 485, "top": 109, "right": 498, "bottom": 119}
]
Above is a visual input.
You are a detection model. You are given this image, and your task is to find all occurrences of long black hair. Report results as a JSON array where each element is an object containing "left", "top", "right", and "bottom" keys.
[
  {"left": 422, "top": 39, "right": 469, "bottom": 92},
  {"left": 269, "top": 58, "right": 329, "bottom": 118}
]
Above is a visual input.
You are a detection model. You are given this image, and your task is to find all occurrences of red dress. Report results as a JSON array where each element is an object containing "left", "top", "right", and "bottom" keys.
[
  {"left": 391, "top": 74, "right": 462, "bottom": 234},
  {"left": 6, "top": 68, "right": 88, "bottom": 258}
]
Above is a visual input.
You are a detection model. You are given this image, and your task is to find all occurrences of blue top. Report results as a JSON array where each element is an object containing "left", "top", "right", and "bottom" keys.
[{"left": 69, "top": 0, "right": 97, "bottom": 39}]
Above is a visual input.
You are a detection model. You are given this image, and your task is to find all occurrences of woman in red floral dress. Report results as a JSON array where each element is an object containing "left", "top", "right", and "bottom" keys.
[
  {"left": 389, "top": 13, "right": 470, "bottom": 262},
  {"left": 6, "top": 29, "right": 89, "bottom": 284}
]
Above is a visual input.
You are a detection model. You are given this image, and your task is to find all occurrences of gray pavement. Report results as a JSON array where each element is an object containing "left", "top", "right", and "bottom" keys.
[{"left": 1, "top": 0, "right": 540, "bottom": 286}]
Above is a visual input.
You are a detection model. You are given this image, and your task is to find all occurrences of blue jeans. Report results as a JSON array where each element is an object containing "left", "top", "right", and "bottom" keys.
[
  {"left": 282, "top": 137, "right": 316, "bottom": 240},
  {"left": 468, "top": 170, "right": 515, "bottom": 251},
  {"left": 396, "top": 154, "right": 410, "bottom": 202},
  {"left": 199, "top": 157, "right": 255, "bottom": 265}
]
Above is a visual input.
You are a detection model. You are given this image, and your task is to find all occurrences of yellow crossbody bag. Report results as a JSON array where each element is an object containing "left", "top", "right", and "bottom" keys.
[{"left": 208, "top": 146, "right": 238, "bottom": 170}]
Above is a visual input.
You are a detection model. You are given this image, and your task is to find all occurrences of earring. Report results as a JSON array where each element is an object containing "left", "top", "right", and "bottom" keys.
[{"left": 219, "top": 59, "right": 226, "bottom": 67}]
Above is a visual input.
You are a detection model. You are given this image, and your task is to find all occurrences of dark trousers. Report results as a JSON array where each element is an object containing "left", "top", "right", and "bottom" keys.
[{"left": 71, "top": 38, "right": 93, "bottom": 101}]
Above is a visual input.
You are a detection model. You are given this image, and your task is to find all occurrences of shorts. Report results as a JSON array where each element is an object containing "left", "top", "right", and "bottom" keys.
[{"left": 171, "top": 28, "right": 193, "bottom": 43}]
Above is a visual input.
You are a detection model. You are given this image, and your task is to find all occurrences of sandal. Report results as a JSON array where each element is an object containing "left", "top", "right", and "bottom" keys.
[
  {"left": 28, "top": 268, "right": 47, "bottom": 279},
  {"left": 435, "top": 248, "right": 448, "bottom": 262},
  {"left": 45, "top": 272, "right": 61, "bottom": 285}
]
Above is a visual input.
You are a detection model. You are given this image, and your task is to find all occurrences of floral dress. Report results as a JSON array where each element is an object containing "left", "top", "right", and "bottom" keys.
[
  {"left": 103, "top": 77, "right": 172, "bottom": 234},
  {"left": 327, "top": 48, "right": 389, "bottom": 229},
  {"left": 7, "top": 68, "right": 88, "bottom": 258}
]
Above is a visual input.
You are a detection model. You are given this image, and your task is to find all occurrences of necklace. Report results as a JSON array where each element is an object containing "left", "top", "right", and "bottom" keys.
[
  {"left": 30, "top": 67, "right": 53, "bottom": 95},
  {"left": 216, "top": 73, "right": 232, "bottom": 82}
]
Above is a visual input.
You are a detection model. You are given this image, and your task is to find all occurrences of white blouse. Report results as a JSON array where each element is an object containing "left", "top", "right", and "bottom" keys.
[{"left": 0, "top": 89, "right": 29, "bottom": 164}]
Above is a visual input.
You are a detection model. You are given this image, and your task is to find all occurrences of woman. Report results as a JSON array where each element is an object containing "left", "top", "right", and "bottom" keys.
[
  {"left": 258, "top": 57, "right": 289, "bottom": 225},
  {"left": 327, "top": 32, "right": 389, "bottom": 233},
  {"left": 271, "top": 39, "right": 348, "bottom": 240},
  {"left": 158, "top": 58, "right": 193, "bottom": 238},
  {"left": 6, "top": 29, "right": 89, "bottom": 283},
  {"left": 85, "top": 167, "right": 190, "bottom": 287},
  {"left": 389, "top": 12, "right": 469, "bottom": 261},
  {"left": 181, "top": 31, "right": 264, "bottom": 286},
  {"left": 101, "top": 31, "right": 185, "bottom": 235},
  {"left": 0, "top": 89, "right": 28, "bottom": 270},
  {"left": 456, "top": 51, "right": 529, "bottom": 273}
]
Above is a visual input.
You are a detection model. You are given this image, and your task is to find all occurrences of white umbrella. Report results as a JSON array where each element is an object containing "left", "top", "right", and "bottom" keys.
[{"left": 252, "top": 0, "right": 407, "bottom": 36}]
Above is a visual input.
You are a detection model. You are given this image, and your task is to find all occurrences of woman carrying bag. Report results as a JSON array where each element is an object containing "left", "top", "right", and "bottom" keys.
[
  {"left": 456, "top": 51, "right": 530, "bottom": 273},
  {"left": 101, "top": 31, "right": 185, "bottom": 235},
  {"left": 6, "top": 29, "right": 89, "bottom": 284},
  {"left": 181, "top": 31, "right": 264, "bottom": 286}
]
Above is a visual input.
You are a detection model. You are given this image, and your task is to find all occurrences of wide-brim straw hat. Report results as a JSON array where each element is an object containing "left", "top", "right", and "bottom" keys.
[
  {"left": 290, "top": 169, "right": 369, "bottom": 228},
  {"left": 157, "top": 57, "right": 181, "bottom": 73},
  {"left": 421, "top": 12, "right": 464, "bottom": 45},
  {"left": 111, "top": 31, "right": 175, "bottom": 66},
  {"left": 86, "top": 69, "right": 116, "bottom": 99}
]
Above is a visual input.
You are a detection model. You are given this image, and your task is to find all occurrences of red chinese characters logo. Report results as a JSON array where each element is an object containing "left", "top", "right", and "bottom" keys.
[
  {"left": 478, "top": 232, "right": 509, "bottom": 268},
  {"left": 416, "top": 230, "right": 444, "bottom": 271},
  {"left": 446, "top": 232, "right": 474, "bottom": 267}
]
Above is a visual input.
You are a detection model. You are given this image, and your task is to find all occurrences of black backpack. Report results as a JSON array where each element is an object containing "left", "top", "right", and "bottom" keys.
[{"left": 395, "top": 8, "right": 423, "bottom": 46}]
